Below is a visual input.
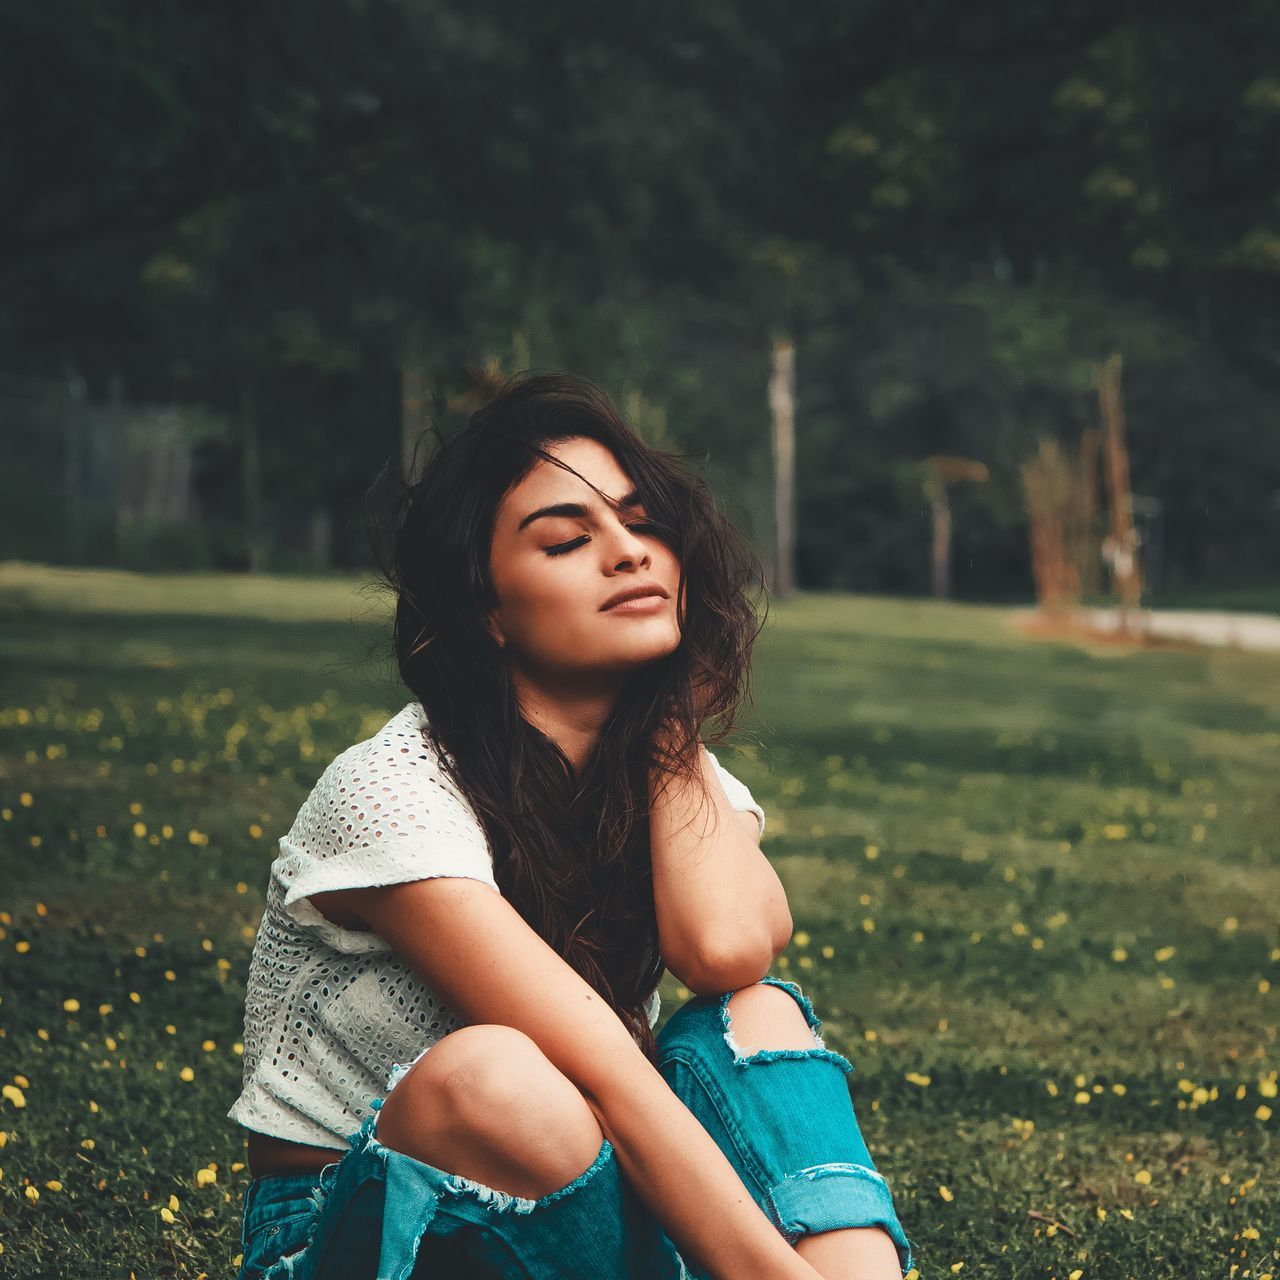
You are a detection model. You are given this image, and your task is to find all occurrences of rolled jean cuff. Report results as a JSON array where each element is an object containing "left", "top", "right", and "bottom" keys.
[{"left": 768, "top": 1161, "right": 915, "bottom": 1277}]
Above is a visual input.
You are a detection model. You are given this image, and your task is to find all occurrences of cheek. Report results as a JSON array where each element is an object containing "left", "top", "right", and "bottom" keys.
[{"left": 499, "top": 562, "right": 595, "bottom": 645}]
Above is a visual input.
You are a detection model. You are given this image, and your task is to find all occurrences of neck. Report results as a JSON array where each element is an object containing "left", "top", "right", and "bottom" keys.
[{"left": 509, "top": 665, "right": 624, "bottom": 772}]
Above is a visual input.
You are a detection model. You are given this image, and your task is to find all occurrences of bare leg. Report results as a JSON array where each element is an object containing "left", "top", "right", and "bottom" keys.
[
  {"left": 377, "top": 1023, "right": 606, "bottom": 1200},
  {"left": 725, "top": 984, "right": 905, "bottom": 1280}
]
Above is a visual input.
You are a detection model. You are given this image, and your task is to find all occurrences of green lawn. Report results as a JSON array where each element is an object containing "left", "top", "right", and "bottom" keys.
[{"left": 1, "top": 562, "right": 1277, "bottom": 1279}]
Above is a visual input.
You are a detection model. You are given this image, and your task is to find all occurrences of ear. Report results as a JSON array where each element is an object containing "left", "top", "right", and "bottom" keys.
[{"left": 486, "top": 611, "right": 506, "bottom": 649}]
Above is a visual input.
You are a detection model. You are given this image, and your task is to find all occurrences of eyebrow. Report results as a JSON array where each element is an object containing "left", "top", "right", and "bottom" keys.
[{"left": 516, "top": 488, "right": 643, "bottom": 533}]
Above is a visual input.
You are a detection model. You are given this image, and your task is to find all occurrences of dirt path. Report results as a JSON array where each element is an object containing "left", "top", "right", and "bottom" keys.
[{"left": 1009, "top": 605, "right": 1280, "bottom": 654}]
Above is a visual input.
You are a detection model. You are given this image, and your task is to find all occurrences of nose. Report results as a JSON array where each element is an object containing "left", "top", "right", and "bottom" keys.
[{"left": 605, "top": 517, "right": 652, "bottom": 570}]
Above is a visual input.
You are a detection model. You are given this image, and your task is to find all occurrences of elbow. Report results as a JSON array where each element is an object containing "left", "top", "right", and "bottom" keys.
[
  {"left": 770, "top": 903, "right": 793, "bottom": 957},
  {"left": 675, "top": 929, "right": 781, "bottom": 997}
]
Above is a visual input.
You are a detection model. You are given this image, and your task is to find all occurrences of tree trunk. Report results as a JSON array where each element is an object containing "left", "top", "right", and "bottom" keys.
[
  {"left": 929, "top": 485, "right": 952, "bottom": 598},
  {"left": 1097, "top": 354, "right": 1142, "bottom": 629},
  {"left": 240, "top": 380, "right": 264, "bottom": 574},
  {"left": 401, "top": 366, "right": 430, "bottom": 484},
  {"left": 769, "top": 336, "right": 796, "bottom": 598}
]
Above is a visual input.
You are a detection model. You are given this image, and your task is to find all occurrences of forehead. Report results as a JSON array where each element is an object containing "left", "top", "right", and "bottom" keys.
[{"left": 499, "top": 437, "right": 635, "bottom": 518}]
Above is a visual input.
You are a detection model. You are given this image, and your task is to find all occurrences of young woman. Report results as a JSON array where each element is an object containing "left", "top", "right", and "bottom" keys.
[{"left": 227, "top": 373, "right": 915, "bottom": 1280}]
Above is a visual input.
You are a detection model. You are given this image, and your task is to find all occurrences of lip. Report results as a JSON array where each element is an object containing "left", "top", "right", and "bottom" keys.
[{"left": 600, "top": 582, "right": 670, "bottom": 611}]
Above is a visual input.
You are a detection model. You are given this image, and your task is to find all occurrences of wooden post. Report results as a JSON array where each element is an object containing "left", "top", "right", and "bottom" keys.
[
  {"left": 769, "top": 336, "right": 796, "bottom": 598},
  {"left": 922, "top": 456, "right": 989, "bottom": 599}
]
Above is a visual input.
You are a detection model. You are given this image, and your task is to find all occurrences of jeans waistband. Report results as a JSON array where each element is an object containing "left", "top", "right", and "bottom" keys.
[{"left": 245, "top": 1168, "right": 328, "bottom": 1215}]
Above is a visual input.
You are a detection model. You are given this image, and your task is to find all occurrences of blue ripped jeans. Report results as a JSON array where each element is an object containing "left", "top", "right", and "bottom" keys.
[{"left": 235, "top": 978, "right": 915, "bottom": 1279}]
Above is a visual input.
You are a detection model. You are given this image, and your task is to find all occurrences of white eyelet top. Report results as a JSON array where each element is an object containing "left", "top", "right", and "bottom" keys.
[{"left": 227, "top": 701, "right": 767, "bottom": 1151}]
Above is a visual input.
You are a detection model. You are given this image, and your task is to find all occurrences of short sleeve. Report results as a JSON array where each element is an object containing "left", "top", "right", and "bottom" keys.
[
  {"left": 273, "top": 737, "right": 498, "bottom": 953},
  {"left": 704, "top": 748, "right": 766, "bottom": 838}
]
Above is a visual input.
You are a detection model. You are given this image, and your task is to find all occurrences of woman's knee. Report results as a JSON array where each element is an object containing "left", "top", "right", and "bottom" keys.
[
  {"left": 724, "top": 980, "right": 824, "bottom": 1054},
  {"left": 378, "top": 1024, "right": 602, "bottom": 1166}
]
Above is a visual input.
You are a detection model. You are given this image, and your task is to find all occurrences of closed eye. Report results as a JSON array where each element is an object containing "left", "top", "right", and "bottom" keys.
[{"left": 544, "top": 522, "right": 660, "bottom": 557}]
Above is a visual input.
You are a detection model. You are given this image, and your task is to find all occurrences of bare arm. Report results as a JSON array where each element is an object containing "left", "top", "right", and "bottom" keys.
[
  {"left": 650, "top": 742, "right": 792, "bottom": 995},
  {"left": 314, "top": 878, "right": 822, "bottom": 1280}
]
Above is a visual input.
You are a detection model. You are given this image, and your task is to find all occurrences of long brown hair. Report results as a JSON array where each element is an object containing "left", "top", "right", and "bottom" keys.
[{"left": 366, "top": 371, "right": 766, "bottom": 1062}]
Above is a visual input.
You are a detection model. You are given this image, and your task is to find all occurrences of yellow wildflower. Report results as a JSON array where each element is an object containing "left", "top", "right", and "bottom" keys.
[
  {"left": 63, "top": 998, "right": 80, "bottom": 1013},
  {"left": 938, "top": 1184, "right": 954, "bottom": 1201}
]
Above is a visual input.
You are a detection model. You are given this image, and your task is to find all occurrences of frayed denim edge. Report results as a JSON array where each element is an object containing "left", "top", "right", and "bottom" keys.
[
  {"left": 306, "top": 1098, "right": 621, "bottom": 1280},
  {"left": 718, "top": 977, "right": 855, "bottom": 1075}
]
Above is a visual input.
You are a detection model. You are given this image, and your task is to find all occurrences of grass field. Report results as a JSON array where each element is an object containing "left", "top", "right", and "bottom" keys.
[{"left": 1, "top": 561, "right": 1277, "bottom": 1280}]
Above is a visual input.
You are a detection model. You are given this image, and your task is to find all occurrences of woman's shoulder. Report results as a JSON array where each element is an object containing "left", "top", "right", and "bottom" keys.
[
  {"left": 274, "top": 701, "right": 496, "bottom": 905},
  {"left": 291, "top": 702, "right": 480, "bottom": 840},
  {"left": 314, "top": 702, "right": 450, "bottom": 786}
]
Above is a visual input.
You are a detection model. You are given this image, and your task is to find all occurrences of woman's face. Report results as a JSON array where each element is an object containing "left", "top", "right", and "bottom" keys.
[{"left": 486, "top": 436, "right": 683, "bottom": 687}]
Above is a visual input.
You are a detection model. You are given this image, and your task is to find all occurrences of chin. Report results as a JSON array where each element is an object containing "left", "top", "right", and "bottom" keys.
[{"left": 603, "top": 634, "right": 681, "bottom": 669}]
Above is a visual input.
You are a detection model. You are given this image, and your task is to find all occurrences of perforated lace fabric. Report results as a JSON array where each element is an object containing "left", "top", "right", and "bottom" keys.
[{"left": 227, "top": 701, "right": 767, "bottom": 1150}]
